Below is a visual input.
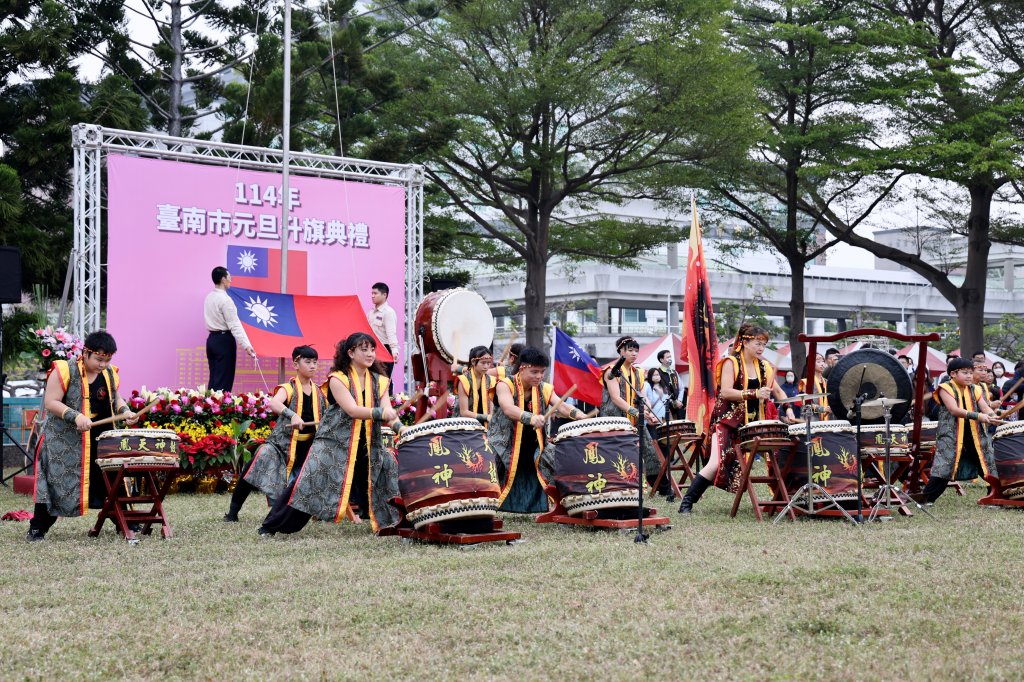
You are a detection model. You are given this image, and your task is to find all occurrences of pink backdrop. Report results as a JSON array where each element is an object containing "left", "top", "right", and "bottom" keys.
[{"left": 106, "top": 154, "right": 406, "bottom": 393}]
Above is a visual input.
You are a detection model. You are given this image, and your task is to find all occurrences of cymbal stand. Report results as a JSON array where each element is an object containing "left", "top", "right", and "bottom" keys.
[
  {"left": 867, "top": 402, "right": 935, "bottom": 521},
  {"left": 774, "top": 395, "right": 858, "bottom": 525}
]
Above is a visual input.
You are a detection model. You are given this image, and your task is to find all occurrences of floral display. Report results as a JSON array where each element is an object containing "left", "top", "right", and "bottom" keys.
[
  {"left": 27, "top": 326, "right": 84, "bottom": 371},
  {"left": 390, "top": 389, "right": 457, "bottom": 425},
  {"left": 128, "top": 387, "right": 275, "bottom": 480}
]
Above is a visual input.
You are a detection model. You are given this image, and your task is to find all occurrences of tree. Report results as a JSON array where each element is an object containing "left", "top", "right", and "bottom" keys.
[
  {"left": 393, "top": 0, "right": 759, "bottom": 347},
  {"left": 797, "top": 0, "right": 1024, "bottom": 355}
]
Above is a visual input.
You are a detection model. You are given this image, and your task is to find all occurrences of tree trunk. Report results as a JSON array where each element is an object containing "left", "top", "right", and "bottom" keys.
[
  {"left": 788, "top": 255, "right": 807, "bottom": 379},
  {"left": 955, "top": 182, "right": 994, "bottom": 355},
  {"left": 168, "top": 0, "right": 184, "bottom": 137},
  {"left": 523, "top": 248, "right": 548, "bottom": 350}
]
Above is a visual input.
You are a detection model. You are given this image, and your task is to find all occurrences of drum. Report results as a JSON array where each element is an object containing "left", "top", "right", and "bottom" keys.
[
  {"left": 551, "top": 418, "right": 641, "bottom": 516},
  {"left": 413, "top": 288, "right": 495, "bottom": 364},
  {"left": 858, "top": 424, "right": 910, "bottom": 455},
  {"left": 917, "top": 421, "right": 938, "bottom": 452},
  {"left": 394, "top": 418, "right": 500, "bottom": 529},
  {"left": 737, "top": 420, "right": 791, "bottom": 450},
  {"left": 784, "top": 420, "right": 859, "bottom": 499},
  {"left": 380, "top": 426, "right": 397, "bottom": 452},
  {"left": 95, "top": 429, "right": 181, "bottom": 470},
  {"left": 655, "top": 419, "right": 697, "bottom": 441},
  {"left": 992, "top": 423, "right": 1024, "bottom": 500}
]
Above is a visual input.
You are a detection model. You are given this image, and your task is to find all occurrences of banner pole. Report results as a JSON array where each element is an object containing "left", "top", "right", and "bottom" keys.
[{"left": 278, "top": 0, "right": 292, "bottom": 384}]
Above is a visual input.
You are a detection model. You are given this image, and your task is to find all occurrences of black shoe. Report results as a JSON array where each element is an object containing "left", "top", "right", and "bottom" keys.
[
  {"left": 26, "top": 528, "right": 45, "bottom": 542},
  {"left": 223, "top": 512, "right": 239, "bottom": 523},
  {"left": 257, "top": 526, "right": 274, "bottom": 537},
  {"left": 127, "top": 523, "right": 143, "bottom": 533}
]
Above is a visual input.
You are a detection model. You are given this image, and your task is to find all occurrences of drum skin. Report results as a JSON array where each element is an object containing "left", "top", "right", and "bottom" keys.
[
  {"left": 394, "top": 419, "right": 500, "bottom": 528},
  {"left": 413, "top": 288, "right": 495, "bottom": 363}
]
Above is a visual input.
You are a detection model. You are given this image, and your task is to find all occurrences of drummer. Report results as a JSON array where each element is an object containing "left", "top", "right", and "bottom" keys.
[
  {"left": 490, "top": 342, "right": 523, "bottom": 381},
  {"left": 600, "top": 336, "right": 660, "bottom": 493},
  {"left": 489, "top": 346, "right": 587, "bottom": 513},
  {"left": 797, "top": 352, "right": 831, "bottom": 420},
  {"left": 452, "top": 345, "right": 496, "bottom": 424},
  {"left": 258, "top": 333, "right": 401, "bottom": 536},
  {"left": 913, "top": 357, "right": 997, "bottom": 504},
  {"left": 28, "top": 330, "right": 138, "bottom": 542},
  {"left": 224, "top": 345, "right": 326, "bottom": 522},
  {"left": 677, "top": 322, "right": 796, "bottom": 514}
]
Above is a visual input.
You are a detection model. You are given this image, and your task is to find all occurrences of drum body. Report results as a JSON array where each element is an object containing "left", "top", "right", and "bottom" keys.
[
  {"left": 394, "top": 418, "right": 500, "bottom": 529},
  {"left": 656, "top": 420, "right": 696, "bottom": 441},
  {"left": 413, "top": 288, "right": 495, "bottom": 364},
  {"left": 784, "top": 420, "right": 859, "bottom": 498},
  {"left": 737, "top": 420, "right": 790, "bottom": 449},
  {"left": 858, "top": 424, "right": 910, "bottom": 455},
  {"left": 95, "top": 429, "right": 180, "bottom": 469},
  {"left": 992, "top": 423, "right": 1024, "bottom": 500},
  {"left": 917, "top": 421, "right": 938, "bottom": 452},
  {"left": 551, "top": 418, "right": 641, "bottom": 516}
]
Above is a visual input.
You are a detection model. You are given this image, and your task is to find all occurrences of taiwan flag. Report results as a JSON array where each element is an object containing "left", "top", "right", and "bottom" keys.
[
  {"left": 552, "top": 328, "right": 603, "bottom": 406},
  {"left": 227, "top": 245, "right": 308, "bottom": 295},
  {"left": 226, "top": 286, "right": 392, "bottom": 362}
]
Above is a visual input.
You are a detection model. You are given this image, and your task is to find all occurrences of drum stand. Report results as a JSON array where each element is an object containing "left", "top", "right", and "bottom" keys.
[
  {"left": 867, "top": 402, "right": 935, "bottom": 521},
  {"left": 774, "top": 396, "right": 858, "bottom": 525}
]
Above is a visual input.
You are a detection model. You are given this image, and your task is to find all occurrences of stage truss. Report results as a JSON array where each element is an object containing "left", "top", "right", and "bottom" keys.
[{"left": 71, "top": 124, "right": 424, "bottom": 382}]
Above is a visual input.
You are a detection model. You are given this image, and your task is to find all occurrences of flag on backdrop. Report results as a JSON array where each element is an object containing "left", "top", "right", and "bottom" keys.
[
  {"left": 681, "top": 197, "right": 719, "bottom": 434},
  {"left": 227, "top": 245, "right": 308, "bottom": 294},
  {"left": 552, "top": 328, "right": 604, "bottom": 406},
  {"left": 226, "top": 286, "right": 392, "bottom": 361}
]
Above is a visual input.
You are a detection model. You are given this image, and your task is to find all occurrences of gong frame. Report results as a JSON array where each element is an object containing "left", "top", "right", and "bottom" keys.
[{"left": 800, "top": 328, "right": 941, "bottom": 467}]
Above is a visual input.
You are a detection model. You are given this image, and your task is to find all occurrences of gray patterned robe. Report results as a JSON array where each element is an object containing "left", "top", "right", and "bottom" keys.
[
  {"left": 488, "top": 377, "right": 554, "bottom": 504},
  {"left": 244, "top": 378, "right": 327, "bottom": 499},
  {"left": 286, "top": 370, "right": 400, "bottom": 533},
  {"left": 601, "top": 365, "right": 658, "bottom": 473},
  {"left": 35, "top": 359, "right": 120, "bottom": 517},
  {"left": 932, "top": 381, "right": 996, "bottom": 480}
]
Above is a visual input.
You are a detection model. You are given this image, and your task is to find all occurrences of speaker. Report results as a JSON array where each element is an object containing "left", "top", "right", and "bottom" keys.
[{"left": 0, "top": 246, "right": 21, "bottom": 303}]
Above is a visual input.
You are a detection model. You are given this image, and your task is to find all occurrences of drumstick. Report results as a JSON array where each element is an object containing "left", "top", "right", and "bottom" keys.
[
  {"left": 396, "top": 390, "right": 423, "bottom": 416},
  {"left": 585, "top": 408, "right": 599, "bottom": 418},
  {"left": 293, "top": 421, "right": 321, "bottom": 428},
  {"left": 543, "top": 385, "right": 577, "bottom": 421},
  {"left": 497, "top": 331, "right": 519, "bottom": 366},
  {"left": 89, "top": 398, "right": 160, "bottom": 428},
  {"left": 414, "top": 389, "right": 449, "bottom": 425},
  {"left": 995, "top": 399, "right": 1023, "bottom": 421},
  {"left": 994, "top": 377, "right": 1024, "bottom": 408}
]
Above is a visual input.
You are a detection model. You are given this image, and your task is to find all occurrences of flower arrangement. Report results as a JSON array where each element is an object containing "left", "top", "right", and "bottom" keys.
[
  {"left": 129, "top": 386, "right": 275, "bottom": 477},
  {"left": 390, "top": 389, "right": 457, "bottom": 425},
  {"left": 27, "top": 326, "right": 84, "bottom": 371}
]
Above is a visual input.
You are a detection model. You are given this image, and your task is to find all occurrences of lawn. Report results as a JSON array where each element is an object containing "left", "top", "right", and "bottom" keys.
[{"left": 2, "top": 477, "right": 1022, "bottom": 681}]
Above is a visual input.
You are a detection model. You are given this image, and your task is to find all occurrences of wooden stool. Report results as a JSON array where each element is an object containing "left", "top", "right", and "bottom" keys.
[
  {"left": 649, "top": 433, "right": 702, "bottom": 499},
  {"left": 728, "top": 437, "right": 795, "bottom": 521},
  {"left": 89, "top": 463, "right": 179, "bottom": 542}
]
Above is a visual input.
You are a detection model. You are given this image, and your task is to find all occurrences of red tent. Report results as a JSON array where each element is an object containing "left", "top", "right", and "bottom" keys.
[
  {"left": 897, "top": 342, "right": 947, "bottom": 377},
  {"left": 636, "top": 333, "right": 685, "bottom": 371}
]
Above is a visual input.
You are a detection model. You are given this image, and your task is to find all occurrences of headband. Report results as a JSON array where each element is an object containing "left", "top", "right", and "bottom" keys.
[
  {"left": 616, "top": 337, "right": 636, "bottom": 351},
  {"left": 84, "top": 348, "right": 113, "bottom": 358}
]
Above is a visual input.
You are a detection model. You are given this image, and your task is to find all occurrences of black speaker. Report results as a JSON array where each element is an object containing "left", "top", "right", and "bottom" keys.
[{"left": 0, "top": 246, "right": 22, "bottom": 303}]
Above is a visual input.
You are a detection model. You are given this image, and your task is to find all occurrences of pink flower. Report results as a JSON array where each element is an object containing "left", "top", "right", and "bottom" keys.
[
  {"left": 41, "top": 349, "right": 51, "bottom": 357},
  {"left": 171, "top": 405, "right": 182, "bottom": 414},
  {"left": 193, "top": 405, "right": 204, "bottom": 415}
]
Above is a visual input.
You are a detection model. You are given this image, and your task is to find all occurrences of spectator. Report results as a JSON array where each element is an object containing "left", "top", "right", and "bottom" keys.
[
  {"left": 366, "top": 282, "right": 399, "bottom": 393},
  {"left": 656, "top": 349, "right": 684, "bottom": 419},
  {"left": 822, "top": 347, "right": 841, "bottom": 379}
]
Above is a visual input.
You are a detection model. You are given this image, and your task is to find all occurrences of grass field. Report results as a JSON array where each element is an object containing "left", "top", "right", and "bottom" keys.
[{"left": 2, "top": 477, "right": 1023, "bottom": 681}]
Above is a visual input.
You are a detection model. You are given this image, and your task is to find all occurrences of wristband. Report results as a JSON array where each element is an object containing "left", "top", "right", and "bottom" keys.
[
  {"left": 627, "top": 406, "right": 640, "bottom": 418},
  {"left": 116, "top": 404, "right": 132, "bottom": 415},
  {"left": 371, "top": 407, "right": 383, "bottom": 422},
  {"left": 966, "top": 411, "right": 978, "bottom": 421},
  {"left": 62, "top": 408, "right": 79, "bottom": 424},
  {"left": 571, "top": 408, "right": 582, "bottom": 419},
  {"left": 390, "top": 419, "right": 404, "bottom": 432},
  {"left": 519, "top": 411, "right": 535, "bottom": 425},
  {"left": 281, "top": 407, "right": 296, "bottom": 419}
]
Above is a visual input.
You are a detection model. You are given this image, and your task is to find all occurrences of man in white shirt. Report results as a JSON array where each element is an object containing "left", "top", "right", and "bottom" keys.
[
  {"left": 204, "top": 266, "right": 256, "bottom": 391},
  {"left": 367, "top": 281, "right": 399, "bottom": 392}
]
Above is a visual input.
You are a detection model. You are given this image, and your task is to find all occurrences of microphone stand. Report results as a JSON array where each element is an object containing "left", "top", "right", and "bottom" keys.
[
  {"left": 852, "top": 365, "right": 869, "bottom": 525},
  {"left": 615, "top": 366, "right": 652, "bottom": 544}
]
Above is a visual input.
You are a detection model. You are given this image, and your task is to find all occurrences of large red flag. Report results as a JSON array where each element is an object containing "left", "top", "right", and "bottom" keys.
[
  {"left": 681, "top": 197, "right": 719, "bottom": 434},
  {"left": 227, "top": 286, "right": 392, "bottom": 361}
]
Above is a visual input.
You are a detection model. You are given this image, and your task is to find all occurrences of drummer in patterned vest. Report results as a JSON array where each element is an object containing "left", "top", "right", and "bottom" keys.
[
  {"left": 796, "top": 352, "right": 831, "bottom": 421},
  {"left": 489, "top": 346, "right": 587, "bottom": 513},
  {"left": 912, "top": 357, "right": 998, "bottom": 504},
  {"left": 28, "top": 331, "right": 138, "bottom": 542},
  {"left": 452, "top": 345, "right": 496, "bottom": 424},
  {"left": 601, "top": 336, "right": 660, "bottom": 489},
  {"left": 491, "top": 342, "right": 523, "bottom": 381},
  {"left": 223, "top": 345, "right": 326, "bottom": 522},
  {"left": 258, "top": 333, "right": 402, "bottom": 536},
  {"left": 678, "top": 323, "right": 796, "bottom": 514}
]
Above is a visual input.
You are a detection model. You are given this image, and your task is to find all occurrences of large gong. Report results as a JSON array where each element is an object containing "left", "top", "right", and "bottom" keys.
[{"left": 827, "top": 349, "right": 913, "bottom": 424}]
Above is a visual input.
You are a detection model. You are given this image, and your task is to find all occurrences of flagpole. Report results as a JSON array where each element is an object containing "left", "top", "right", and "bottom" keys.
[{"left": 278, "top": 0, "right": 291, "bottom": 384}]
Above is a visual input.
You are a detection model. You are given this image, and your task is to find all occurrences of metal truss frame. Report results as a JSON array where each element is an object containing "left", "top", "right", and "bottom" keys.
[{"left": 71, "top": 124, "right": 425, "bottom": 383}]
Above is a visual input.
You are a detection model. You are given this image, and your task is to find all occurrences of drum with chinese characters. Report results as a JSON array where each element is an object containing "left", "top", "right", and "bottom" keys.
[
  {"left": 917, "top": 421, "right": 938, "bottom": 453},
  {"left": 394, "top": 418, "right": 500, "bottom": 529},
  {"left": 784, "top": 421, "right": 859, "bottom": 499},
  {"left": 992, "top": 423, "right": 1024, "bottom": 500},
  {"left": 550, "top": 418, "right": 641, "bottom": 516},
  {"left": 655, "top": 419, "right": 697, "bottom": 441},
  {"left": 95, "top": 429, "right": 180, "bottom": 470},
  {"left": 413, "top": 288, "right": 495, "bottom": 364},
  {"left": 858, "top": 424, "right": 910, "bottom": 455},
  {"left": 737, "top": 420, "right": 791, "bottom": 451}
]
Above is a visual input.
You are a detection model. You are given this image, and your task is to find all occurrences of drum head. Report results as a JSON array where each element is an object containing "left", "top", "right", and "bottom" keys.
[
  {"left": 432, "top": 289, "right": 494, "bottom": 363},
  {"left": 827, "top": 349, "right": 912, "bottom": 424}
]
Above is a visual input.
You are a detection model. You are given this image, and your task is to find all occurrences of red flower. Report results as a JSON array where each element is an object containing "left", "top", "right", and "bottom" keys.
[{"left": 41, "top": 349, "right": 51, "bottom": 357}]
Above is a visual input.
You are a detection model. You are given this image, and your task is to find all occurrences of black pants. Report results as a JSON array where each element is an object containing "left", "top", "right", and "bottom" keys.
[
  {"left": 206, "top": 331, "right": 237, "bottom": 392},
  {"left": 261, "top": 477, "right": 312, "bottom": 534},
  {"left": 228, "top": 452, "right": 261, "bottom": 513},
  {"left": 383, "top": 344, "right": 395, "bottom": 395}
]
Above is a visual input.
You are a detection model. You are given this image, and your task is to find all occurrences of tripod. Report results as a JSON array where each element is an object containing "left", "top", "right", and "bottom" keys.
[
  {"left": 0, "top": 329, "right": 37, "bottom": 486},
  {"left": 774, "top": 394, "right": 858, "bottom": 525},
  {"left": 615, "top": 368, "right": 654, "bottom": 544},
  {"left": 866, "top": 399, "right": 935, "bottom": 521}
]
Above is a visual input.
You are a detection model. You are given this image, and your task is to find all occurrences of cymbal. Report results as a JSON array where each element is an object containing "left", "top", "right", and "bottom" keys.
[
  {"left": 777, "top": 393, "right": 827, "bottom": 405},
  {"left": 861, "top": 397, "right": 907, "bottom": 408}
]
